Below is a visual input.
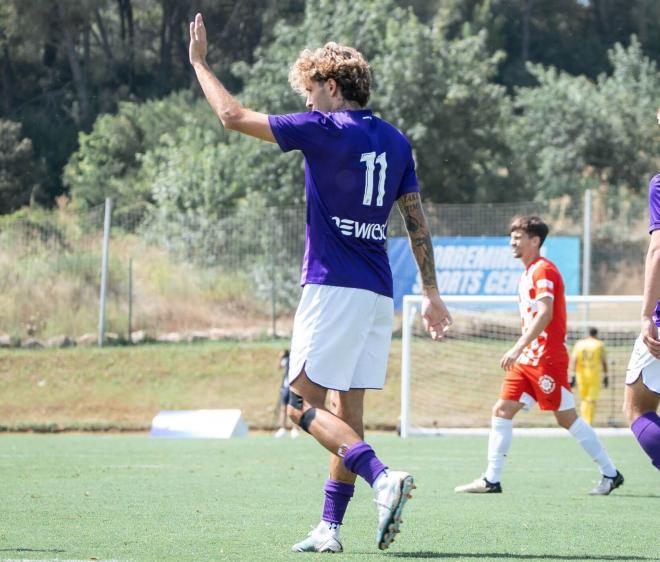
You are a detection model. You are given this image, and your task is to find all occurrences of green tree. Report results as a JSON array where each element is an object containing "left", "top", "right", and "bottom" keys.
[
  {"left": 0, "top": 119, "right": 44, "bottom": 213},
  {"left": 433, "top": 0, "right": 660, "bottom": 88},
  {"left": 373, "top": 21, "right": 515, "bottom": 202},
  {"left": 0, "top": 0, "right": 305, "bottom": 211},
  {"left": 63, "top": 91, "right": 227, "bottom": 214},
  {"left": 597, "top": 38, "right": 660, "bottom": 188},
  {"left": 509, "top": 37, "right": 660, "bottom": 201},
  {"left": 231, "top": 0, "right": 515, "bottom": 203}
]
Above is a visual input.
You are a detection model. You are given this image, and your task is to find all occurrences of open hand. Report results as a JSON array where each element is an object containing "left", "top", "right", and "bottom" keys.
[
  {"left": 189, "top": 13, "right": 208, "bottom": 65},
  {"left": 642, "top": 317, "right": 660, "bottom": 358},
  {"left": 500, "top": 344, "right": 522, "bottom": 371},
  {"left": 421, "top": 294, "right": 452, "bottom": 341}
]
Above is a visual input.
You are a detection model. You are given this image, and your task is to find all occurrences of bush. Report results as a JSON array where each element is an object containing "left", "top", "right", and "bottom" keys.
[{"left": 0, "top": 119, "right": 45, "bottom": 213}]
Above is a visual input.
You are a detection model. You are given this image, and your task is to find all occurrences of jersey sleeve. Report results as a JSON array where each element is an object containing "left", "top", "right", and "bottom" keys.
[
  {"left": 648, "top": 174, "right": 660, "bottom": 234},
  {"left": 396, "top": 144, "right": 420, "bottom": 199},
  {"left": 268, "top": 111, "right": 333, "bottom": 153},
  {"left": 532, "top": 263, "right": 560, "bottom": 301}
]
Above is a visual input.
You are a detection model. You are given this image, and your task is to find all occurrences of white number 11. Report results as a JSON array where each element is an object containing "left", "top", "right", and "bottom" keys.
[{"left": 360, "top": 151, "right": 387, "bottom": 206}]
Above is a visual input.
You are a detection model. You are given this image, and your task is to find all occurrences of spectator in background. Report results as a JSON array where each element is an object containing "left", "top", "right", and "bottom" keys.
[
  {"left": 275, "top": 349, "right": 299, "bottom": 438},
  {"left": 570, "top": 327, "right": 609, "bottom": 425}
]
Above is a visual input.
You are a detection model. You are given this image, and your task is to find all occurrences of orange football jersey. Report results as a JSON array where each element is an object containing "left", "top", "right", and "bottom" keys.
[{"left": 517, "top": 256, "right": 568, "bottom": 366}]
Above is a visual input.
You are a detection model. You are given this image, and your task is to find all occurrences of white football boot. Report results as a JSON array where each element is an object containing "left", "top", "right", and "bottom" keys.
[
  {"left": 589, "top": 470, "right": 624, "bottom": 495},
  {"left": 291, "top": 522, "right": 343, "bottom": 553},
  {"left": 454, "top": 476, "right": 502, "bottom": 493},
  {"left": 373, "top": 470, "right": 415, "bottom": 550}
]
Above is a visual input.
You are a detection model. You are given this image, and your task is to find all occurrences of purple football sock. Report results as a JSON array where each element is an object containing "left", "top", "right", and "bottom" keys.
[
  {"left": 321, "top": 479, "right": 355, "bottom": 525},
  {"left": 342, "top": 441, "right": 387, "bottom": 487},
  {"left": 631, "top": 412, "right": 660, "bottom": 470}
]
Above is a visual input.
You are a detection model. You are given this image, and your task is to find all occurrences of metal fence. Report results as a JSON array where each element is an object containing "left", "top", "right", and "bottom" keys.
[{"left": 0, "top": 192, "right": 648, "bottom": 345}]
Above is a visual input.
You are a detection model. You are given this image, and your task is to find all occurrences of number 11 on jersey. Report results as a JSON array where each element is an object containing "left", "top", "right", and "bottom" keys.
[{"left": 361, "top": 151, "right": 387, "bottom": 207}]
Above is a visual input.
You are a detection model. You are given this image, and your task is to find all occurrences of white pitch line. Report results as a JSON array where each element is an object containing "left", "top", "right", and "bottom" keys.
[
  {"left": 408, "top": 427, "right": 632, "bottom": 437},
  {"left": 0, "top": 559, "right": 127, "bottom": 562}
]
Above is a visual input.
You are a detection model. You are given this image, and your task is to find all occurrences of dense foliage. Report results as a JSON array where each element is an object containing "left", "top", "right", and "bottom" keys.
[
  {"left": 1, "top": 0, "right": 659, "bottom": 216},
  {"left": 0, "top": 119, "right": 46, "bottom": 213}
]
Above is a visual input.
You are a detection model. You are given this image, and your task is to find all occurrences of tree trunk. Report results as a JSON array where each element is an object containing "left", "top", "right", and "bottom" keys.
[
  {"left": 1, "top": 44, "right": 13, "bottom": 114},
  {"left": 116, "top": 0, "right": 136, "bottom": 88},
  {"left": 159, "top": 0, "right": 171, "bottom": 89},
  {"left": 176, "top": 22, "right": 188, "bottom": 75},
  {"left": 117, "top": 0, "right": 126, "bottom": 42},
  {"left": 57, "top": 1, "right": 91, "bottom": 129},
  {"left": 159, "top": 0, "right": 186, "bottom": 92},
  {"left": 125, "top": 0, "right": 134, "bottom": 46},
  {"left": 521, "top": 0, "right": 532, "bottom": 63},
  {"left": 125, "top": 0, "right": 135, "bottom": 88},
  {"left": 635, "top": 0, "right": 648, "bottom": 45},
  {"left": 83, "top": 20, "right": 90, "bottom": 77},
  {"left": 591, "top": 0, "right": 610, "bottom": 41},
  {"left": 94, "top": 8, "right": 115, "bottom": 65}
]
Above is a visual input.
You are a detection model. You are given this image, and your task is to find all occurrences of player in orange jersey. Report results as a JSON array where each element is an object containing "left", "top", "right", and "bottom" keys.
[{"left": 455, "top": 216, "right": 623, "bottom": 495}]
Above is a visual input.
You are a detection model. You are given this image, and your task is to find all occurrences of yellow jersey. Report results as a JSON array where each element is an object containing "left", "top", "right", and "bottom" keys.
[{"left": 572, "top": 337, "right": 605, "bottom": 379}]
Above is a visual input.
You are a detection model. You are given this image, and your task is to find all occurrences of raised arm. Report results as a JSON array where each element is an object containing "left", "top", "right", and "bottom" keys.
[
  {"left": 396, "top": 192, "right": 452, "bottom": 340},
  {"left": 189, "top": 13, "right": 275, "bottom": 143}
]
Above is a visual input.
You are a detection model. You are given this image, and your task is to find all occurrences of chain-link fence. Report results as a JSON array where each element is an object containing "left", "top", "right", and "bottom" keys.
[
  {"left": 0, "top": 192, "right": 649, "bottom": 345},
  {"left": 402, "top": 295, "right": 641, "bottom": 430}
]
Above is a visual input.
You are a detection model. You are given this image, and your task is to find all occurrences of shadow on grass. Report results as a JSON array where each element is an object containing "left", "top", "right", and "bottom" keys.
[
  {"left": 612, "top": 493, "right": 660, "bottom": 499},
  {"left": 387, "top": 553, "right": 654, "bottom": 560},
  {"left": 0, "top": 548, "right": 65, "bottom": 553}
]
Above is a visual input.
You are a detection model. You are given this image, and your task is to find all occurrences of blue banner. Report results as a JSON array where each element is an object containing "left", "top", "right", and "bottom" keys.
[{"left": 388, "top": 236, "right": 580, "bottom": 310}]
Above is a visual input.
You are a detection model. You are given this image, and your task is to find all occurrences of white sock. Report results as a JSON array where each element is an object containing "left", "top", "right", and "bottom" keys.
[
  {"left": 568, "top": 417, "right": 617, "bottom": 477},
  {"left": 319, "top": 520, "right": 340, "bottom": 538},
  {"left": 373, "top": 470, "right": 389, "bottom": 493},
  {"left": 484, "top": 416, "right": 513, "bottom": 483}
]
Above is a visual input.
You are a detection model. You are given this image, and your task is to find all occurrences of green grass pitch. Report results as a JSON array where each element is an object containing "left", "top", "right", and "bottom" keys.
[{"left": 1, "top": 434, "right": 658, "bottom": 561}]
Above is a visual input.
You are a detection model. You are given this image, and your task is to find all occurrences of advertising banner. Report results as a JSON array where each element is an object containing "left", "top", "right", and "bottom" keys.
[{"left": 388, "top": 236, "right": 580, "bottom": 310}]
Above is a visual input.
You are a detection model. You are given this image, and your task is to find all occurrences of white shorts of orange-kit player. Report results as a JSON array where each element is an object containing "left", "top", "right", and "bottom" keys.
[
  {"left": 626, "top": 335, "right": 660, "bottom": 394},
  {"left": 288, "top": 284, "right": 394, "bottom": 391}
]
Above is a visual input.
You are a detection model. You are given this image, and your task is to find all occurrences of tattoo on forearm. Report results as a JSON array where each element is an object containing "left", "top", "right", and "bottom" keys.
[{"left": 397, "top": 193, "right": 437, "bottom": 290}]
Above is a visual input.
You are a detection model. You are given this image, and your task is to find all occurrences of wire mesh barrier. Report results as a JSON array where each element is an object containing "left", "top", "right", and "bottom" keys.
[
  {"left": 0, "top": 207, "right": 107, "bottom": 344},
  {"left": 0, "top": 203, "right": 307, "bottom": 344},
  {"left": 0, "top": 195, "right": 648, "bottom": 347},
  {"left": 398, "top": 295, "right": 642, "bottom": 432}
]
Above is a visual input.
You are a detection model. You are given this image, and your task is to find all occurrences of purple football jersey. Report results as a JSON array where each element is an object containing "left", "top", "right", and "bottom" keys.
[
  {"left": 649, "top": 174, "right": 660, "bottom": 234},
  {"left": 268, "top": 110, "right": 419, "bottom": 297}
]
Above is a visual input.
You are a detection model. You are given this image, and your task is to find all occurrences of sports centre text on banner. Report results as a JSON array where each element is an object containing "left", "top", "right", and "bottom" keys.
[{"left": 388, "top": 236, "right": 580, "bottom": 310}]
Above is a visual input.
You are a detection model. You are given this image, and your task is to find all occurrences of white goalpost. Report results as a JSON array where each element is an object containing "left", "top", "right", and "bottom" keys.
[{"left": 399, "top": 294, "right": 643, "bottom": 438}]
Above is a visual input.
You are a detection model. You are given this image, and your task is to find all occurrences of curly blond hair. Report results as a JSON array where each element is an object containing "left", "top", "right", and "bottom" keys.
[{"left": 289, "top": 42, "right": 372, "bottom": 107}]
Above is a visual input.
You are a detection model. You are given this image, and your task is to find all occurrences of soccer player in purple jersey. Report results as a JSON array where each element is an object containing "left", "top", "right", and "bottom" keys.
[
  {"left": 189, "top": 14, "right": 452, "bottom": 553},
  {"left": 623, "top": 108, "right": 660, "bottom": 471}
]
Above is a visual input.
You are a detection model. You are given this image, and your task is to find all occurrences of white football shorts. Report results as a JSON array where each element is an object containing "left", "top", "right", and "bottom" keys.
[
  {"left": 288, "top": 284, "right": 394, "bottom": 391},
  {"left": 625, "top": 335, "right": 660, "bottom": 394}
]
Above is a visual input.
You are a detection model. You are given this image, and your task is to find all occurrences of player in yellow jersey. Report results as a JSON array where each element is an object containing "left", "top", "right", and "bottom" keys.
[{"left": 570, "top": 327, "right": 609, "bottom": 425}]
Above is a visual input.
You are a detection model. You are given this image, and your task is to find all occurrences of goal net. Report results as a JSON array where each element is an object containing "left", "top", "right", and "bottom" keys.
[{"left": 399, "top": 294, "right": 642, "bottom": 437}]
